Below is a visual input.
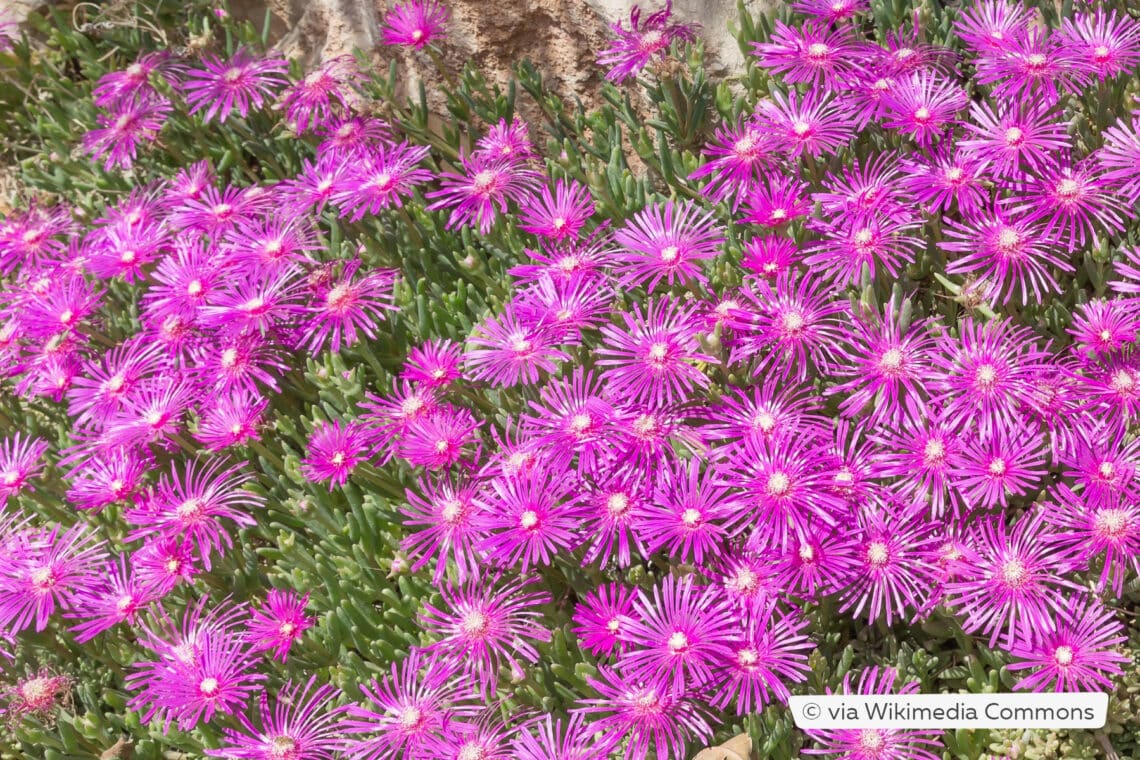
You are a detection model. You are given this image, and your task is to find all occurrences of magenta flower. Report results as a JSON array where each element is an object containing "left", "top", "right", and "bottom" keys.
[
  {"left": 64, "top": 447, "right": 149, "bottom": 513},
  {"left": 381, "top": 0, "right": 448, "bottom": 49},
  {"left": 613, "top": 200, "right": 723, "bottom": 289},
  {"left": 974, "top": 26, "right": 1082, "bottom": 105},
  {"left": 572, "top": 582, "right": 639, "bottom": 657},
  {"left": 881, "top": 70, "right": 968, "bottom": 146},
  {"left": 596, "top": 296, "right": 714, "bottom": 408},
  {"left": 301, "top": 419, "right": 371, "bottom": 488},
  {"left": 182, "top": 47, "right": 289, "bottom": 123},
  {"left": 1045, "top": 484, "right": 1140, "bottom": 597},
  {"left": 929, "top": 317, "right": 1049, "bottom": 436},
  {"left": 740, "top": 237, "right": 798, "bottom": 280},
  {"left": 127, "top": 612, "right": 266, "bottom": 731},
  {"left": 477, "top": 467, "right": 580, "bottom": 571},
  {"left": 577, "top": 470, "right": 650, "bottom": 567},
  {"left": 0, "top": 522, "right": 106, "bottom": 634},
  {"left": 942, "top": 207, "right": 1071, "bottom": 305},
  {"left": 944, "top": 510, "right": 1081, "bottom": 649},
  {"left": 425, "top": 154, "right": 542, "bottom": 235},
  {"left": 756, "top": 89, "right": 854, "bottom": 158},
  {"left": 950, "top": 427, "right": 1046, "bottom": 509},
  {"left": 1006, "top": 595, "right": 1130, "bottom": 692},
  {"left": 720, "top": 433, "right": 843, "bottom": 551},
  {"left": 804, "top": 212, "right": 922, "bottom": 287},
  {"left": 206, "top": 677, "right": 347, "bottom": 760},
  {"left": 729, "top": 272, "right": 845, "bottom": 382},
  {"left": 512, "top": 714, "right": 605, "bottom": 760},
  {"left": 66, "top": 556, "right": 155, "bottom": 643},
  {"left": 1058, "top": 8, "right": 1140, "bottom": 82},
  {"left": 803, "top": 667, "right": 943, "bottom": 760},
  {"left": 300, "top": 261, "right": 396, "bottom": 353},
  {"left": 82, "top": 94, "right": 171, "bottom": 170},
  {"left": 518, "top": 180, "right": 595, "bottom": 242},
  {"left": 0, "top": 433, "right": 48, "bottom": 502},
  {"left": 464, "top": 306, "right": 569, "bottom": 387},
  {"left": 739, "top": 176, "right": 811, "bottom": 228},
  {"left": 402, "top": 338, "right": 464, "bottom": 388},
  {"left": 1068, "top": 299, "right": 1139, "bottom": 357},
  {"left": 826, "top": 300, "right": 934, "bottom": 427},
  {"left": 1005, "top": 157, "right": 1126, "bottom": 252},
  {"left": 703, "top": 381, "right": 828, "bottom": 452},
  {"left": 1100, "top": 117, "right": 1140, "bottom": 198},
  {"left": 195, "top": 390, "right": 268, "bottom": 451},
  {"left": 400, "top": 475, "right": 485, "bottom": 583},
  {"left": 344, "top": 649, "right": 469, "bottom": 759},
  {"left": 125, "top": 458, "right": 261, "bottom": 568},
  {"left": 837, "top": 512, "right": 938, "bottom": 625},
  {"left": 873, "top": 409, "right": 965, "bottom": 518},
  {"left": 520, "top": 368, "right": 615, "bottom": 472},
  {"left": 132, "top": 537, "right": 198, "bottom": 595},
  {"left": 792, "top": 0, "right": 867, "bottom": 24},
  {"left": 246, "top": 589, "right": 313, "bottom": 661},
  {"left": 281, "top": 55, "right": 363, "bottom": 133},
  {"left": 900, "top": 146, "right": 989, "bottom": 216},
  {"left": 637, "top": 457, "right": 742, "bottom": 564},
  {"left": 953, "top": 0, "right": 1031, "bottom": 55},
  {"left": 596, "top": 1, "right": 697, "bottom": 83},
  {"left": 709, "top": 607, "right": 812, "bottom": 715},
  {"left": 573, "top": 666, "right": 712, "bottom": 760},
  {"left": 751, "top": 20, "right": 866, "bottom": 89},
  {"left": 959, "top": 102, "right": 1070, "bottom": 176},
  {"left": 688, "top": 120, "right": 775, "bottom": 204},
  {"left": 420, "top": 574, "right": 551, "bottom": 697},
  {"left": 332, "top": 142, "right": 433, "bottom": 220},
  {"left": 621, "top": 574, "right": 736, "bottom": 692},
  {"left": 399, "top": 404, "right": 480, "bottom": 470},
  {"left": 474, "top": 118, "right": 537, "bottom": 164}
]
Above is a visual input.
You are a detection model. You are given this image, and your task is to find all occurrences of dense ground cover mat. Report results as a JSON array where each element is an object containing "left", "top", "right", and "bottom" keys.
[{"left": 1, "top": 0, "right": 1140, "bottom": 758}]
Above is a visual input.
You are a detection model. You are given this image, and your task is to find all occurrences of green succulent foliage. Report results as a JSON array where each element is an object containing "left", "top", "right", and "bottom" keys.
[{"left": 1, "top": 0, "right": 1140, "bottom": 758}]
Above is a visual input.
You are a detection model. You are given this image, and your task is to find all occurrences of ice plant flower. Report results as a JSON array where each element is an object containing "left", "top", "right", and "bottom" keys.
[
  {"left": 420, "top": 574, "right": 552, "bottom": 697},
  {"left": 246, "top": 590, "right": 313, "bottom": 661},
  {"left": 1006, "top": 595, "right": 1130, "bottom": 692},
  {"left": 301, "top": 419, "right": 371, "bottom": 488},
  {"left": 181, "top": 47, "right": 289, "bottom": 123},
  {"left": 596, "top": 296, "right": 715, "bottom": 407},
  {"left": 596, "top": 1, "right": 697, "bottom": 83},
  {"left": 573, "top": 666, "right": 713, "bottom": 760},
  {"left": 381, "top": 0, "right": 449, "bottom": 49},
  {"left": 206, "top": 677, "right": 348, "bottom": 760},
  {"left": 614, "top": 200, "right": 724, "bottom": 289}
]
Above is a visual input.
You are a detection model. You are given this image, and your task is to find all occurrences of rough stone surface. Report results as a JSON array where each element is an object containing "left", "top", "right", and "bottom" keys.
[{"left": 229, "top": 0, "right": 767, "bottom": 104}]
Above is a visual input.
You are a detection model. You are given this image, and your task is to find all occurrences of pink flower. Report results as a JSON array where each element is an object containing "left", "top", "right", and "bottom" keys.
[
  {"left": 420, "top": 574, "right": 551, "bottom": 697},
  {"left": 596, "top": 296, "right": 715, "bottom": 408},
  {"left": 301, "top": 419, "right": 371, "bottom": 488},
  {"left": 206, "top": 677, "right": 347, "bottom": 760},
  {"left": 246, "top": 590, "right": 313, "bottom": 662},
  {"left": 596, "top": 1, "right": 697, "bottom": 83},
  {"left": 0, "top": 522, "right": 106, "bottom": 634},
  {"left": 344, "top": 649, "right": 470, "bottom": 758},
  {"left": 518, "top": 180, "right": 595, "bottom": 242},
  {"left": 751, "top": 20, "right": 867, "bottom": 89},
  {"left": 182, "top": 47, "right": 289, "bottom": 123},
  {"left": 572, "top": 582, "right": 639, "bottom": 657},
  {"left": 0, "top": 433, "right": 49, "bottom": 502},
  {"left": 573, "top": 666, "right": 712, "bottom": 760},
  {"left": 1006, "top": 595, "right": 1130, "bottom": 692},
  {"left": 381, "top": 0, "right": 448, "bottom": 49}
]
